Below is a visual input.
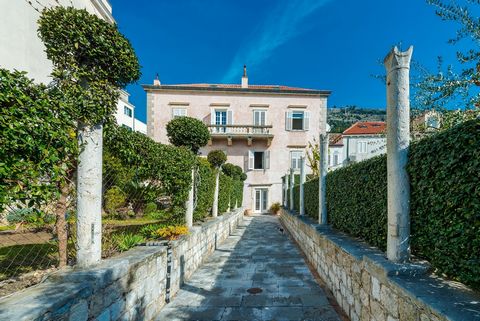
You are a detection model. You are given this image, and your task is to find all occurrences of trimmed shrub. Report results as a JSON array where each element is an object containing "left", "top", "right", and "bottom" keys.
[
  {"left": 304, "top": 178, "right": 319, "bottom": 220},
  {"left": 166, "top": 117, "right": 210, "bottom": 154},
  {"left": 104, "top": 186, "right": 126, "bottom": 215},
  {"left": 230, "top": 180, "right": 244, "bottom": 209},
  {"left": 207, "top": 150, "right": 227, "bottom": 168},
  {"left": 194, "top": 157, "right": 215, "bottom": 221},
  {"left": 144, "top": 202, "right": 157, "bottom": 216},
  {"left": 219, "top": 174, "right": 233, "bottom": 213}
]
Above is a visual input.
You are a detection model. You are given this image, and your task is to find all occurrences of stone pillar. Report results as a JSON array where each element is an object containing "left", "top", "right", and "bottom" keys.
[
  {"left": 284, "top": 174, "right": 289, "bottom": 207},
  {"left": 76, "top": 123, "right": 103, "bottom": 267},
  {"left": 289, "top": 168, "right": 294, "bottom": 211},
  {"left": 212, "top": 169, "right": 220, "bottom": 217},
  {"left": 185, "top": 168, "right": 194, "bottom": 228},
  {"left": 299, "top": 157, "right": 306, "bottom": 216},
  {"left": 384, "top": 46, "right": 413, "bottom": 263},
  {"left": 318, "top": 133, "right": 328, "bottom": 225}
]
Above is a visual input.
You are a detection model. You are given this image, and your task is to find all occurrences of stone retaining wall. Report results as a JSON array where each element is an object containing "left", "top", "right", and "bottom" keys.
[
  {"left": 0, "top": 208, "right": 244, "bottom": 321},
  {"left": 280, "top": 209, "right": 480, "bottom": 321}
]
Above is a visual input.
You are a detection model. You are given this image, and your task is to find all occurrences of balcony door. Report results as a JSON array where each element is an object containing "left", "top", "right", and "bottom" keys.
[
  {"left": 253, "top": 110, "right": 266, "bottom": 134},
  {"left": 254, "top": 188, "right": 269, "bottom": 213},
  {"left": 214, "top": 110, "right": 227, "bottom": 133}
]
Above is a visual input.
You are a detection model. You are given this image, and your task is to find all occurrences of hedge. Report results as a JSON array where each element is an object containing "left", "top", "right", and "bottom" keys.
[
  {"left": 194, "top": 157, "right": 215, "bottom": 221},
  {"left": 231, "top": 180, "right": 244, "bottom": 209},
  {"left": 292, "top": 119, "right": 479, "bottom": 289},
  {"left": 218, "top": 174, "right": 233, "bottom": 214}
]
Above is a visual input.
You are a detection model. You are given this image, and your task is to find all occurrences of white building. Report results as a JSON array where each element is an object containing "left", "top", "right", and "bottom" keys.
[
  {"left": 328, "top": 134, "right": 345, "bottom": 171},
  {"left": 342, "top": 121, "right": 386, "bottom": 164},
  {"left": 115, "top": 90, "right": 147, "bottom": 134}
]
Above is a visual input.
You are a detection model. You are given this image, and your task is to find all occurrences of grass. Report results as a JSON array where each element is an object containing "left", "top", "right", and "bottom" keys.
[
  {"left": 0, "top": 242, "right": 58, "bottom": 281},
  {"left": 0, "top": 225, "right": 15, "bottom": 232}
]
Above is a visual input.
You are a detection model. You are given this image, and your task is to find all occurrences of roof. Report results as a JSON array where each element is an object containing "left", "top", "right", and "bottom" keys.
[
  {"left": 329, "top": 133, "right": 344, "bottom": 147},
  {"left": 142, "top": 83, "right": 331, "bottom": 96},
  {"left": 343, "top": 121, "right": 386, "bottom": 136}
]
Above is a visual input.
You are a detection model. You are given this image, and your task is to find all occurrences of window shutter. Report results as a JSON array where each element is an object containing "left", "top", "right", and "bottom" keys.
[
  {"left": 210, "top": 109, "right": 215, "bottom": 125},
  {"left": 286, "top": 112, "right": 292, "bottom": 131},
  {"left": 248, "top": 151, "right": 254, "bottom": 170},
  {"left": 227, "top": 110, "right": 233, "bottom": 125},
  {"left": 264, "top": 151, "right": 270, "bottom": 169},
  {"left": 304, "top": 111, "right": 310, "bottom": 130}
]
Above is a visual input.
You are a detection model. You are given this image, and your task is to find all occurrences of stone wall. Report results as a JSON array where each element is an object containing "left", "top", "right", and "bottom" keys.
[
  {"left": 280, "top": 209, "right": 480, "bottom": 321},
  {"left": 0, "top": 208, "right": 244, "bottom": 321}
]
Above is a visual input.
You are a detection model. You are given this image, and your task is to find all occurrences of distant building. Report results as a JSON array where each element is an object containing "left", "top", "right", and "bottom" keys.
[
  {"left": 114, "top": 90, "right": 146, "bottom": 134},
  {"left": 143, "top": 67, "right": 330, "bottom": 212},
  {"left": 342, "top": 121, "right": 386, "bottom": 164},
  {"left": 328, "top": 134, "right": 345, "bottom": 171},
  {"left": 411, "top": 110, "right": 441, "bottom": 132}
]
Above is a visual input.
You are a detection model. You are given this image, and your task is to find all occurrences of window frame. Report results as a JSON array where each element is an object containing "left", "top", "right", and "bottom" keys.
[
  {"left": 290, "top": 150, "right": 303, "bottom": 170},
  {"left": 172, "top": 108, "right": 187, "bottom": 119},
  {"left": 124, "top": 105, "right": 133, "bottom": 118}
]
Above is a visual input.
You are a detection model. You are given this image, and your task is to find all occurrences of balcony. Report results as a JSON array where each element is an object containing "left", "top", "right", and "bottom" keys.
[{"left": 207, "top": 125, "right": 274, "bottom": 146}]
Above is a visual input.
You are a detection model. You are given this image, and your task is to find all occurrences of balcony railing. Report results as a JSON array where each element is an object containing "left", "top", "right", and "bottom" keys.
[{"left": 207, "top": 125, "right": 273, "bottom": 146}]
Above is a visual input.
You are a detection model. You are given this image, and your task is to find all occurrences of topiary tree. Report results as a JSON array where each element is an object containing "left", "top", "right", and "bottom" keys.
[
  {"left": 38, "top": 6, "right": 140, "bottom": 267},
  {"left": 207, "top": 150, "right": 227, "bottom": 217},
  {"left": 166, "top": 117, "right": 210, "bottom": 154}
]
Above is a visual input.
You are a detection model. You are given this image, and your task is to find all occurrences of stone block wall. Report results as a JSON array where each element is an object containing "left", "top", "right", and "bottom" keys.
[
  {"left": 0, "top": 208, "right": 244, "bottom": 321},
  {"left": 280, "top": 209, "right": 480, "bottom": 321}
]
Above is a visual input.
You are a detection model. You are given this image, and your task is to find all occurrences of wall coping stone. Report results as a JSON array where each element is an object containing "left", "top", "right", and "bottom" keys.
[{"left": 281, "top": 209, "right": 480, "bottom": 321}]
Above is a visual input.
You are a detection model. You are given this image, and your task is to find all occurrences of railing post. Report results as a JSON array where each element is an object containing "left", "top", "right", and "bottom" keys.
[
  {"left": 76, "top": 122, "right": 103, "bottom": 267},
  {"left": 318, "top": 133, "right": 328, "bottom": 225},
  {"left": 289, "top": 167, "right": 294, "bottom": 212},
  {"left": 384, "top": 46, "right": 413, "bottom": 263},
  {"left": 299, "top": 157, "right": 306, "bottom": 216}
]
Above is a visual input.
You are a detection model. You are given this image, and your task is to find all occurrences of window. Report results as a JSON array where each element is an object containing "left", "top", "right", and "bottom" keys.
[
  {"left": 172, "top": 108, "right": 187, "bottom": 118},
  {"left": 290, "top": 151, "right": 303, "bottom": 170},
  {"left": 333, "top": 152, "right": 339, "bottom": 166},
  {"left": 211, "top": 109, "right": 233, "bottom": 133},
  {"left": 253, "top": 110, "right": 267, "bottom": 133},
  {"left": 286, "top": 111, "right": 310, "bottom": 131},
  {"left": 357, "top": 141, "right": 367, "bottom": 154},
  {"left": 124, "top": 106, "right": 132, "bottom": 117},
  {"left": 247, "top": 150, "right": 270, "bottom": 170}
]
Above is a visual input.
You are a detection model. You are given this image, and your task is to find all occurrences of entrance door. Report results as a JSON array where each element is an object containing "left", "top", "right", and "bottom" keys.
[{"left": 254, "top": 188, "right": 269, "bottom": 213}]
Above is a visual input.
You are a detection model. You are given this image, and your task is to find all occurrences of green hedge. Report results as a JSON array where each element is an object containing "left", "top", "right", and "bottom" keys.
[
  {"left": 193, "top": 157, "right": 215, "bottom": 221},
  {"left": 218, "top": 174, "right": 233, "bottom": 213},
  {"left": 295, "top": 119, "right": 479, "bottom": 289},
  {"left": 231, "top": 180, "right": 244, "bottom": 209}
]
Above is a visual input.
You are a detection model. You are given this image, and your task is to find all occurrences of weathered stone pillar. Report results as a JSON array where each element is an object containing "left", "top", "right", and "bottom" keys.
[
  {"left": 299, "top": 157, "right": 306, "bottom": 216},
  {"left": 76, "top": 123, "right": 103, "bottom": 267},
  {"left": 289, "top": 168, "right": 294, "bottom": 211},
  {"left": 284, "top": 174, "right": 289, "bottom": 207},
  {"left": 185, "top": 168, "right": 194, "bottom": 228},
  {"left": 384, "top": 46, "right": 413, "bottom": 263},
  {"left": 212, "top": 169, "right": 220, "bottom": 217},
  {"left": 318, "top": 133, "right": 328, "bottom": 225}
]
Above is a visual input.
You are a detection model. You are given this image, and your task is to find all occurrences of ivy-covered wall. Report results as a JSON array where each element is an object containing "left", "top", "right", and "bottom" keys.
[{"left": 292, "top": 119, "right": 480, "bottom": 289}]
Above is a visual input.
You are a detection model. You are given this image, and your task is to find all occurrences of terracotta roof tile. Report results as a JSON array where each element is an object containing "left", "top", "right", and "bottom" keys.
[
  {"left": 329, "top": 133, "right": 344, "bottom": 146},
  {"left": 343, "top": 121, "right": 386, "bottom": 135}
]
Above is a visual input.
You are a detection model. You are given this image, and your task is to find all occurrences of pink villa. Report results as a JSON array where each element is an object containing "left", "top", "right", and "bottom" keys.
[{"left": 143, "top": 67, "right": 330, "bottom": 213}]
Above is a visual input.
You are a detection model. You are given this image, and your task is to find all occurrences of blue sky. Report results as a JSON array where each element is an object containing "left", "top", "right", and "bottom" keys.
[{"left": 110, "top": 0, "right": 467, "bottom": 122}]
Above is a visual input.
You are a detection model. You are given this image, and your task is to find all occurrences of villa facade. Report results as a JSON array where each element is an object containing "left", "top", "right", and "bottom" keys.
[{"left": 143, "top": 69, "right": 330, "bottom": 212}]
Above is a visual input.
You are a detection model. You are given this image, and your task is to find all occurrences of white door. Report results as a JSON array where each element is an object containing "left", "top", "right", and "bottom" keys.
[{"left": 254, "top": 188, "right": 269, "bottom": 213}]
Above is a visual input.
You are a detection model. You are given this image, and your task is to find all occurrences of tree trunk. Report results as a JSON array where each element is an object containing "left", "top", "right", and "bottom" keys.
[{"left": 55, "top": 183, "right": 70, "bottom": 267}]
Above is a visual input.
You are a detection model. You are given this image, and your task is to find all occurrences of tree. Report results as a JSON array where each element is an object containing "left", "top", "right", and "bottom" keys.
[
  {"left": 38, "top": 6, "right": 140, "bottom": 266},
  {"left": 166, "top": 117, "right": 210, "bottom": 154},
  {"left": 207, "top": 150, "right": 227, "bottom": 217}
]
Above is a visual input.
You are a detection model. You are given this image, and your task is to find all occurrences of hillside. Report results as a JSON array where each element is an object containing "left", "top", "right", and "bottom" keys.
[{"left": 327, "top": 106, "right": 386, "bottom": 133}]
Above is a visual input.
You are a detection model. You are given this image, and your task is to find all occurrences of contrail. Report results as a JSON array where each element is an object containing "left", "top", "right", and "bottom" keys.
[{"left": 222, "top": 0, "right": 332, "bottom": 83}]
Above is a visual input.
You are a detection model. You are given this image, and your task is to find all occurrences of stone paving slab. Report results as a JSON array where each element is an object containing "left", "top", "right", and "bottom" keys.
[{"left": 154, "top": 215, "right": 342, "bottom": 321}]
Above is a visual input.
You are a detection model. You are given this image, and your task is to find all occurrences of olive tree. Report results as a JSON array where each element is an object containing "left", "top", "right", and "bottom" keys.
[
  {"left": 207, "top": 150, "right": 227, "bottom": 217},
  {"left": 38, "top": 7, "right": 140, "bottom": 266}
]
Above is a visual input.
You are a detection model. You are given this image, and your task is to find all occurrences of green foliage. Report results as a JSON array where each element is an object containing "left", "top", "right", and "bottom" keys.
[
  {"left": 270, "top": 202, "right": 281, "bottom": 214},
  {"left": 408, "top": 119, "right": 480, "bottom": 289},
  {"left": 166, "top": 117, "right": 210, "bottom": 154},
  {"left": 222, "top": 163, "right": 243, "bottom": 180},
  {"left": 218, "top": 174, "right": 233, "bottom": 213},
  {"left": 38, "top": 7, "right": 140, "bottom": 125},
  {"left": 194, "top": 158, "right": 215, "bottom": 221},
  {"left": 304, "top": 179, "right": 319, "bottom": 220},
  {"left": 112, "top": 233, "right": 146, "bottom": 252},
  {"left": 207, "top": 150, "right": 227, "bottom": 168},
  {"left": 144, "top": 202, "right": 157, "bottom": 215},
  {"left": 6, "top": 208, "right": 55, "bottom": 227},
  {"left": 104, "top": 186, "right": 126, "bottom": 215},
  {"left": 231, "top": 180, "right": 244, "bottom": 209},
  {"left": 0, "top": 69, "right": 77, "bottom": 212},
  {"left": 139, "top": 224, "right": 162, "bottom": 239}
]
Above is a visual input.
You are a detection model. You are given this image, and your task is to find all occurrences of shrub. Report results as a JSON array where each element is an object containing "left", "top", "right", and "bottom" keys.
[
  {"left": 219, "top": 174, "right": 233, "bottom": 213},
  {"left": 270, "top": 202, "right": 281, "bottom": 214},
  {"left": 144, "top": 202, "right": 157, "bottom": 215},
  {"left": 156, "top": 225, "right": 189, "bottom": 240},
  {"left": 222, "top": 163, "right": 243, "bottom": 180},
  {"left": 231, "top": 180, "right": 244, "bottom": 209},
  {"left": 112, "top": 233, "right": 146, "bottom": 252},
  {"left": 6, "top": 208, "right": 55, "bottom": 228},
  {"left": 105, "top": 186, "right": 126, "bottom": 215},
  {"left": 146, "top": 210, "right": 168, "bottom": 221},
  {"left": 166, "top": 117, "right": 210, "bottom": 154},
  {"left": 207, "top": 150, "right": 227, "bottom": 168},
  {"left": 194, "top": 157, "right": 215, "bottom": 221},
  {"left": 139, "top": 224, "right": 162, "bottom": 239}
]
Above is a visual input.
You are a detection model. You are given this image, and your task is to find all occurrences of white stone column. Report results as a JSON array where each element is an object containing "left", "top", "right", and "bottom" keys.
[
  {"left": 318, "top": 133, "right": 328, "bottom": 225},
  {"left": 299, "top": 157, "right": 306, "bottom": 216},
  {"left": 284, "top": 174, "right": 289, "bottom": 207},
  {"left": 76, "top": 123, "right": 103, "bottom": 267},
  {"left": 212, "top": 169, "right": 220, "bottom": 217},
  {"left": 185, "top": 168, "right": 194, "bottom": 228},
  {"left": 289, "top": 168, "right": 294, "bottom": 211},
  {"left": 384, "top": 46, "right": 413, "bottom": 263}
]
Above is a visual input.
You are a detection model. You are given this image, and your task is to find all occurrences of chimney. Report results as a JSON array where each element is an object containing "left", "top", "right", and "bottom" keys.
[
  {"left": 241, "top": 65, "right": 248, "bottom": 88},
  {"left": 153, "top": 73, "right": 161, "bottom": 86}
]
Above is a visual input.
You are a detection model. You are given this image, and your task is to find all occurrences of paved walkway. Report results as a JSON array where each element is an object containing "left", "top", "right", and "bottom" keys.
[{"left": 155, "top": 215, "right": 343, "bottom": 321}]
